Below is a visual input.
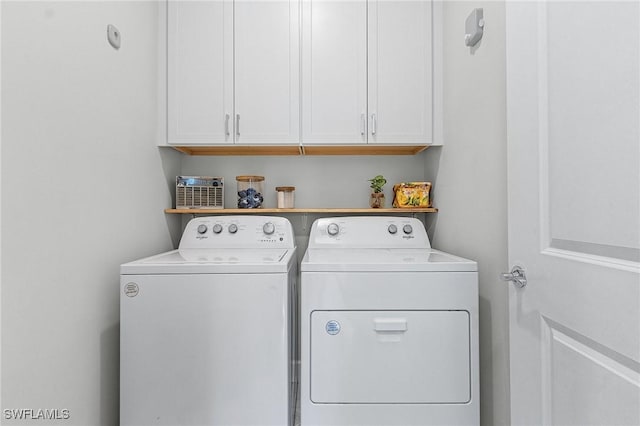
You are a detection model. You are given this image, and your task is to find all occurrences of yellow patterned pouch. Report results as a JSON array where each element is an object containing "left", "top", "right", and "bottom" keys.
[{"left": 392, "top": 182, "right": 432, "bottom": 208}]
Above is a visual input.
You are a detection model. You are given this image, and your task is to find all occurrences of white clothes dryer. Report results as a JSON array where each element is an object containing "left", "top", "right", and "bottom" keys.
[
  {"left": 120, "top": 216, "right": 297, "bottom": 426},
  {"left": 300, "top": 216, "right": 479, "bottom": 426}
]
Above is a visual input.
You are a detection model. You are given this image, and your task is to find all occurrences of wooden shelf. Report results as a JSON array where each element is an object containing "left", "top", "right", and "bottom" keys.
[
  {"left": 165, "top": 208, "right": 438, "bottom": 214},
  {"left": 169, "top": 145, "right": 429, "bottom": 156},
  {"left": 172, "top": 145, "right": 302, "bottom": 156},
  {"left": 302, "top": 145, "right": 429, "bottom": 156}
]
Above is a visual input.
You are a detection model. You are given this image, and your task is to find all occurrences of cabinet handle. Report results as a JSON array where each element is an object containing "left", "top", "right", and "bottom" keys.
[
  {"left": 371, "top": 113, "right": 377, "bottom": 136},
  {"left": 225, "top": 113, "right": 230, "bottom": 137},
  {"left": 360, "top": 113, "right": 366, "bottom": 136},
  {"left": 236, "top": 114, "right": 240, "bottom": 137}
]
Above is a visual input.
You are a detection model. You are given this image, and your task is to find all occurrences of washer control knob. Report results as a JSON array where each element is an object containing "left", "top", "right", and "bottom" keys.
[
  {"left": 388, "top": 224, "right": 398, "bottom": 234},
  {"left": 197, "top": 224, "right": 208, "bottom": 234},
  {"left": 228, "top": 224, "right": 238, "bottom": 234},
  {"left": 327, "top": 223, "right": 340, "bottom": 236},
  {"left": 263, "top": 222, "right": 275, "bottom": 235},
  {"left": 403, "top": 224, "right": 413, "bottom": 235},
  {"left": 212, "top": 224, "right": 223, "bottom": 234}
]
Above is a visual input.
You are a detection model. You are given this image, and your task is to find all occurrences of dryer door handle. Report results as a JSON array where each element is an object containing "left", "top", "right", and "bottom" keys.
[{"left": 374, "top": 319, "right": 407, "bottom": 332}]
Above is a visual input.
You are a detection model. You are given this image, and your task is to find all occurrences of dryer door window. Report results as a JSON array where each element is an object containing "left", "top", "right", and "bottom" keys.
[{"left": 310, "top": 310, "right": 471, "bottom": 404}]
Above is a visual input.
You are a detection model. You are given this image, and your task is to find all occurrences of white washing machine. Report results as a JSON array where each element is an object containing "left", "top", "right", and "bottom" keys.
[
  {"left": 300, "top": 216, "right": 479, "bottom": 426},
  {"left": 120, "top": 216, "right": 297, "bottom": 426}
]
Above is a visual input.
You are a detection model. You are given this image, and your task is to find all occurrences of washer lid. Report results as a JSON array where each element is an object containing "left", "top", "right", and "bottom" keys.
[
  {"left": 301, "top": 248, "right": 477, "bottom": 272},
  {"left": 121, "top": 248, "right": 294, "bottom": 274}
]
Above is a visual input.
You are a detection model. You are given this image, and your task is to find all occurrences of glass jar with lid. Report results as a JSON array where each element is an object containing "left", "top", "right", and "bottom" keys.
[
  {"left": 236, "top": 175, "right": 265, "bottom": 208},
  {"left": 276, "top": 186, "right": 295, "bottom": 209}
]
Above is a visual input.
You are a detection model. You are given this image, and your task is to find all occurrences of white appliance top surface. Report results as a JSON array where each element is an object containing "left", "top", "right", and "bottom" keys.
[
  {"left": 122, "top": 248, "right": 294, "bottom": 274},
  {"left": 121, "top": 216, "right": 296, "bottom": 274},
  {"left": 302, "top": 217, "right": 476, "bottom": 272},
  {"left": 301, "top": 248, "right": 476, "bottom": 272}
]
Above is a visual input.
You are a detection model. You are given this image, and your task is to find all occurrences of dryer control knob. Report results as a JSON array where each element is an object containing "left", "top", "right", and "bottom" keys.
[
  {"left": 327, "top": 223, "right": 340, "bottom": 236},
  {"left": 228, "top": 224, "right": 238, "bottom": 234},
  {"left": 388, "top": 224, "right": 398, "bottom": 234},
  {"left": 212, "top": 224, "right": 223, "bottom": 234},
  {"left": 263, "top": 222, "right": 275, "bottom": 235},
  {"left": 197, "top": 224, "right": 208, "bottom": 234},
  {"left": 403, "top": 224, "right": 413, "bottom": 234}
]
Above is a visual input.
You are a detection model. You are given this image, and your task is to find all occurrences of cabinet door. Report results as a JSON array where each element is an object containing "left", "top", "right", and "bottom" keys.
[
  {"left": 167, "top": 1, "right": 233, "bottom": 145},
  {"left": 302, "top": 0, "right": 367, "bottom": 144},
  {"left": 235, "top": 0, "right": 300, "bottom": 145},
  {"left": 368, "top": 0, "right": 433, "bottom": 145}
]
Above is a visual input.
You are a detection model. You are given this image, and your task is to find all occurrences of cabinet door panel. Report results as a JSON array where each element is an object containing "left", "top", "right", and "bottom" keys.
[
  {"left": 235, "top": 0, "right": 300, "bottom": 145},
  {"left": 368, "top": 0, "right": 432, "bottom": 145},
  {"left": 302, "top": 0, "right": 367, "bottom": 144},
  {"left": 167, "top": 1, "right": 233, "bottom": 145}
]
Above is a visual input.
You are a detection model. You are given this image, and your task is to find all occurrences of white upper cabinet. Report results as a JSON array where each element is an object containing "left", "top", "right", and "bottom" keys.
[
  {"left": 167, "top": 1, "right": 232, "bottom": 144},
  {"left": 166, "top": 0, "right": 440, "bottom": 149},
  {"left": 302, "top": 0, "right": 435, "bottom": 146},
  {"left": 234, "top": 0, "right": 300, "bottom": 145},
  {"left": 368, "top": 0, "right": 433, "bottom": 145},
  {"left": 167, "top": 0, "right": 300, "bottom": 146},
  {"left": 301, "top": 0, "right": 368, "bottom": 144}
]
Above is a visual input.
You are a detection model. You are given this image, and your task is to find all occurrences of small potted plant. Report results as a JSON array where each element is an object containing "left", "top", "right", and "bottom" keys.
[{"left": 368, "top": 175, "right": 387, "bottom": 208}]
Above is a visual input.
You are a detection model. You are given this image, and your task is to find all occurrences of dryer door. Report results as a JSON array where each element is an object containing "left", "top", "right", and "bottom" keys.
[{"left": 310, "top": 310, "right": 470, "bottom": 404}]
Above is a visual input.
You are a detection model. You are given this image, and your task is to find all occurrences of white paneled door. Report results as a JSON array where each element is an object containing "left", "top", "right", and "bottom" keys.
[{"left": 506, "top": 2, "right": 640, "bottom": 425}]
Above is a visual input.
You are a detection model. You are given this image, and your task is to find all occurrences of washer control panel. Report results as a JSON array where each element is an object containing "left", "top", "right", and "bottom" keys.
[
  {"left": 310, "top": 217, "right": 430, "bottom": 249},
  {"left": 179, "top": 216, "right": 295, "bottom": 249}
]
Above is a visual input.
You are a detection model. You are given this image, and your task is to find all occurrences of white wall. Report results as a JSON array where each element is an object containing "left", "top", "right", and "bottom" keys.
[
  {"left": 181, "top": 154, "right": 429, "bottom": 209},
  {"left": 180, "top": 152, "right": 432, "bottom": 254},
  {"left": 427, "top": 2, "right": 510, "bottom": 425},
  {"left": 1, "top": 2, "right": 181, "bottom": 424}
]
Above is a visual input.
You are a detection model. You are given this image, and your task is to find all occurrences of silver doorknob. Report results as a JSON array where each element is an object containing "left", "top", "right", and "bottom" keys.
[{"left": 500, "top": 265, "right": 527, "bottom": 288}]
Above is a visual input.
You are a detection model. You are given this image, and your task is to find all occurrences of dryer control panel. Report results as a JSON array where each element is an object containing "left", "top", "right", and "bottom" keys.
[
  {"left": 179, "top": 216, "right": 295, "bottom": 249},
  {"left": 308, "top": 217, "right": 430, "bottom": 249}
]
